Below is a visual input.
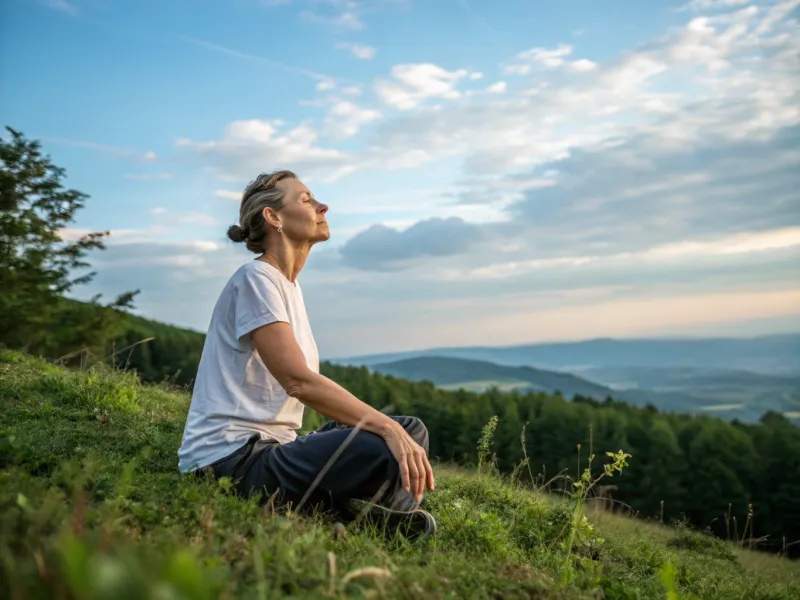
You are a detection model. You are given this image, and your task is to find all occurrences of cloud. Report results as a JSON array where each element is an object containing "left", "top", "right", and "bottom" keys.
[
  {"left": 501, "top": 64, "right": 532, "bottom": 76},
  {"left": 300, "top": 10, "right": 365, "bottom": 30},
  {"left": 678, "top": 0, "right": 750, "bottom": 12},
  {"left": 176, "top": 212, "right": 218, "bottom": 226},
  {"left": 324, "top": 101, "right": 382, "bottom": 138},
  {"left": 139, "top": 151, "right": 157, "bottom": 162},
  {"left": 40, "top": 0, "right": 78, "bottom": 15},
  {"left": 518, "top": 43, "right": 575, "bottom": 67},
  {"left": 338, "top": 217, "right": 486, "bottom": 270},
  {"left": 486, "top": 81, "right": 507, "bottom": 94},
  {"left": 178, "top": 35, "right": 331, "bottom": 82},
  {"left": 336, "top": 42, "right": 376, "bottom": 59},
  {"left": 41, "top": 136, "right": 144, "bottom": 160},
  {"left": 149, "top": 207, "right": 168, "bottom": 215},
  {"left": 374, "top": 63, "right": 476, "bottom": 109},
  {"left": 214, "top": 190, "right": 242, "bottom": 201},
  {"left": 510, "top": 43, "right": 599, "bottom": 74},
  {"left": 176, "top": 119, "right": 350, "bottom": 183}
]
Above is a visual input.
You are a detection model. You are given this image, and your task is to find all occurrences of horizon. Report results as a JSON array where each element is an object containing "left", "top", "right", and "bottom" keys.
[{"left": 3, "top": 0, "right": 799, "bottom": 358}]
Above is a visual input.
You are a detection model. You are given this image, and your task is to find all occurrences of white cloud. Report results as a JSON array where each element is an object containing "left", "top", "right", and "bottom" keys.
[
  {"left": 139, "top": 151, "right": 157, "bottom": 162},
  {"left": 485, "top": 81, "right": 507, "bottom": 94},
  {"left": 374, "top": 63, "right": 475, "bottom": 110},
  {"left": 149, "top": 207, "right": 168, "bottom": 215},
  {"left": 678, "top": 0, "right": 750, "bottom": 12},
  {"left": 176, "top": 119, "right": 350, "bottom": 183},
  {"left": 176, "top": 212, "right": 217, "bottom": 226},
  {"left": 316, "top": 79, "right": 336, "bottom": 91},
  {"left": 214, "top": 190, "right": 242, "bottom": 201},
  {"left": 325, "top": 101, "right": 382, "bottom": 138},
  {"left": 447, "top": 228, "right": 800, "bottom": 282},
  {"left": 300, "top": 10, "right": 365, "bottom": 30},
  {"left": 567, "top": 58, "right": 597, "bottom": 73},
  {"left": 469, "top": 72, "right": 485, "bottom": 80},
  {"left": 336, "top": 42, "right": 376, "bottom": 59},
  {"left": 508, "top": 43, "right": 598, "bottom": 75},
  {"left": 518, "top": 43, "right": 574, "bottom": 67},
  {"left": 502, "top": 63, "right": 532, "bottom": 76}
]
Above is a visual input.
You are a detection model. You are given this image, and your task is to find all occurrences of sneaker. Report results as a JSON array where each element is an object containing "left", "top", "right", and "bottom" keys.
[{"left": 346, "top": 498, "right": 437, "bottom": 540}]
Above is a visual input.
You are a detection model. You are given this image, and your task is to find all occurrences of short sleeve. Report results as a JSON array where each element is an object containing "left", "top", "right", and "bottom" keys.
[{"left": 234, "top": 266, "right": 290, "bottom": 340}]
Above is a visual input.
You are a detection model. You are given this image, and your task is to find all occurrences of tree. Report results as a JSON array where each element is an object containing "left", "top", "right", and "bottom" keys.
[{"left": 0, "top": 126, "right": 137, "bottom": 359}]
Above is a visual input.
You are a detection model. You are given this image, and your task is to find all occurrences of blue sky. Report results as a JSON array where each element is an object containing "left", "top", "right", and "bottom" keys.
[{"left": 2, "top": 0, "right": 799, "bottom": 358}]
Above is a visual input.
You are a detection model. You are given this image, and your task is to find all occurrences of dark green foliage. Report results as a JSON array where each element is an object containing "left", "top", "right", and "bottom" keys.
[
  {"left": 319, "top": 361, "right": 800, "bottom": 558},
  {"left": 0, "top": 127, "right": 138, "bottom": 361}
]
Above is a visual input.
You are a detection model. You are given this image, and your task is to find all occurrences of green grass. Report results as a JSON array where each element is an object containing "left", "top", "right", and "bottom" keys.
[{"left": 1, "top": 349, "right": 798, "bottom": 600}]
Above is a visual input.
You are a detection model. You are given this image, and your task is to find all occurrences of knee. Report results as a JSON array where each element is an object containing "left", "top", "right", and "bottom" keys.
[{"left": 401, "top": 416, "right": 429, "bottom": 450}]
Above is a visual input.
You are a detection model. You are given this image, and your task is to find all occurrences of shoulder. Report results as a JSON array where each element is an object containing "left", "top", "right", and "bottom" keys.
[{"left": 233, "top": 260, "right": 280, "bottom": 286}]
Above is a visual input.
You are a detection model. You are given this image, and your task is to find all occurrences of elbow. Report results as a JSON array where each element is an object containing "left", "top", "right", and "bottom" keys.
[{"left": 282, "top": 370, "right": 316, "bottom": 401}]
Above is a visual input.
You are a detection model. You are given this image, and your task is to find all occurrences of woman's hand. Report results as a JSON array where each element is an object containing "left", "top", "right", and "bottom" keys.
[{"left": 381, "top": 423, "right": 435, "bottom": 502}]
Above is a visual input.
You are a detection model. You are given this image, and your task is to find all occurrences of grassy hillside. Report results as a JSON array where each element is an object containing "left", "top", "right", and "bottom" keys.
[{"left": 1, "top": 351, "right": 798, "bottom": 599}]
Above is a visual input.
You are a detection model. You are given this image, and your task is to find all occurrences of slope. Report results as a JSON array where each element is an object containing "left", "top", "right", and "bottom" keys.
[{"left": 1, "top": 350, "right": 798, "bottom": 599}]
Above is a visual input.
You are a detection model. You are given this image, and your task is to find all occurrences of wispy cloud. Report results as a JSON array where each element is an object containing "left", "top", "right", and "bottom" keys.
[
  {"left": 214, "top": 190, "right": 242, "bottom": 201},
  {"left": 677, "top": 0, "right": 749, "bottom": 12},
  {"left": 40, "top": 0, "right": 78, "bottom": 16},
  {"left": 178, "top": 35, "right": 332, "bottom": 82},
  {"left": 41, "top": 136, "right": 146, "bottom": 160},
  {"left": 300, "top": 10, "right": 365, "bottom": 30},
  {"left": 336, "top": 42, "right": 376, "bottom": 60}
]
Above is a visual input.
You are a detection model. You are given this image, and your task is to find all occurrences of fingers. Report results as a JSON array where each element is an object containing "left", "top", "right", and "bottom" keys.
[
  {"left": 398, "top": 449, "right": 411, "bottom": 494},
  {"left": 413, "top": 448, "right": 428, "bottom": 502},
  {"left": 406, "top": 445, "right": 421, "bottom": 501},
  {"left": 422, "top": 451, "right": 435, "bottom": 492}
]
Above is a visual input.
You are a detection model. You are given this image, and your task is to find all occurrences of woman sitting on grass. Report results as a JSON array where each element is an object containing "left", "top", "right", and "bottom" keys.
[{"left": 177, "top": 170, "right": 436, "bottom": 538}]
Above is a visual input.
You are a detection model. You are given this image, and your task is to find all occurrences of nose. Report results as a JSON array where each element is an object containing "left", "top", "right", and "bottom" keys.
[{"left": 316, "top": 201, "right": 329, "bottom": 215}]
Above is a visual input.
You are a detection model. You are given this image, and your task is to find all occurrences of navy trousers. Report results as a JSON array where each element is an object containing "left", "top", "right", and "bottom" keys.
[{"left": 205, "top": 415, "right": 429, "bottom": 516}]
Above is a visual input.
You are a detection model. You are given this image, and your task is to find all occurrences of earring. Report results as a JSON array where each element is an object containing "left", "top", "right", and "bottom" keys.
[{"left": 277, "top": 225, "right": 283, "bottom": 233}]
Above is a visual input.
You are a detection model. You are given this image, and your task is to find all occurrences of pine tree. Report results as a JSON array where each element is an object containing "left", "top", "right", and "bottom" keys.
[{"left": 0, "top": 127, "right": 137, "bottom": 359}]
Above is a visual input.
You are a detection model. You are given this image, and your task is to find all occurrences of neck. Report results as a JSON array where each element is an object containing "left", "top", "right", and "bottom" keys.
[{"left": 259, "top": 238, "right": 313, "bottom": 283}]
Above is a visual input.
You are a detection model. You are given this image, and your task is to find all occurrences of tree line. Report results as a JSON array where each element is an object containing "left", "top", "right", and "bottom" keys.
[{"left": 2, "top": 127, "right": 798, "bottom": 557}]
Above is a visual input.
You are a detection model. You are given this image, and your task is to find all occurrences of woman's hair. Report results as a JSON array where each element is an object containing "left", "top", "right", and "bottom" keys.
[{"left": 227, "top": 170, "right": 296, "bottom": 253}]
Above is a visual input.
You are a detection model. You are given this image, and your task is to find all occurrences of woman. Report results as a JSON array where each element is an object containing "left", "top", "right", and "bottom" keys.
[{"left": 177, "top": 170, "right": 436, "bottom": 538}]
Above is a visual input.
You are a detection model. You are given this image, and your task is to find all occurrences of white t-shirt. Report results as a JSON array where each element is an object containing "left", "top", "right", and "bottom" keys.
[{"left": 177, "top": 260, "right": 319, "bottom": 473}]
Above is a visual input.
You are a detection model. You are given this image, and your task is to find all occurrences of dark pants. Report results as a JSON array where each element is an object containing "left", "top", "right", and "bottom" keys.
[{"left": 204, "top": 416, "right": 429, "bottom": 517}]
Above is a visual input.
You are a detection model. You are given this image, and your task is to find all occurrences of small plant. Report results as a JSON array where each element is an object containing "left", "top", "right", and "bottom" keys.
[
  {"left": 561, "top": 447, "right": 632, "bottom": 579},
  {"left": 477, "top": 415, "right": 499, "bottom": 473}
]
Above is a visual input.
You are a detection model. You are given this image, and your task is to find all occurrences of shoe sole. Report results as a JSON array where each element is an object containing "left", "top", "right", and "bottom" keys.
[{"left": 347, "top": 500, "right": 437, "bottom": 540}]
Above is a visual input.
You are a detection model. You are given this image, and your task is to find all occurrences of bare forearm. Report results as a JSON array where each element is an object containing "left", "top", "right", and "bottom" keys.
[{"left": 289, "top": 373, "right": 400, "bottom": 438}]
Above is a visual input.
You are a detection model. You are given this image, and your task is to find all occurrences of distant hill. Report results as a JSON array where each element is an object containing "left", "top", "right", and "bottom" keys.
[
  {"left": 369, "top": 355, "right": 800, "bottom": 423},
  {"left": 372, "top": 356, "right": 612, "bottom": 398},
  {"left": 338, "top": 333, "right": 800, "bottom": 376}
]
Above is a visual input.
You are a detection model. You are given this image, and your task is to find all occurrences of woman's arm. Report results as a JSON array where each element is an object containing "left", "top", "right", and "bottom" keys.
[{"left": 251, "top": 321, "right": 434, "bottom": 500}]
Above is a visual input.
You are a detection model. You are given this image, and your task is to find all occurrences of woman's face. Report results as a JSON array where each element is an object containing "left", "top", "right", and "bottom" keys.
[{"left": 273, "top": 178, "right": 330, "bottom": 244}]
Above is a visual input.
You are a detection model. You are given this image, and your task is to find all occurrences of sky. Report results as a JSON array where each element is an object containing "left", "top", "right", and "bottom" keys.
[{"left": 1, "top": 0, "right": 799, "bottom": 358}]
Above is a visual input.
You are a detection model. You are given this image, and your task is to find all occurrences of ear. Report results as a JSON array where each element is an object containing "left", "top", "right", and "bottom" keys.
[{"left": 261, "top": 206, "right": 281, "bottom": 230}]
